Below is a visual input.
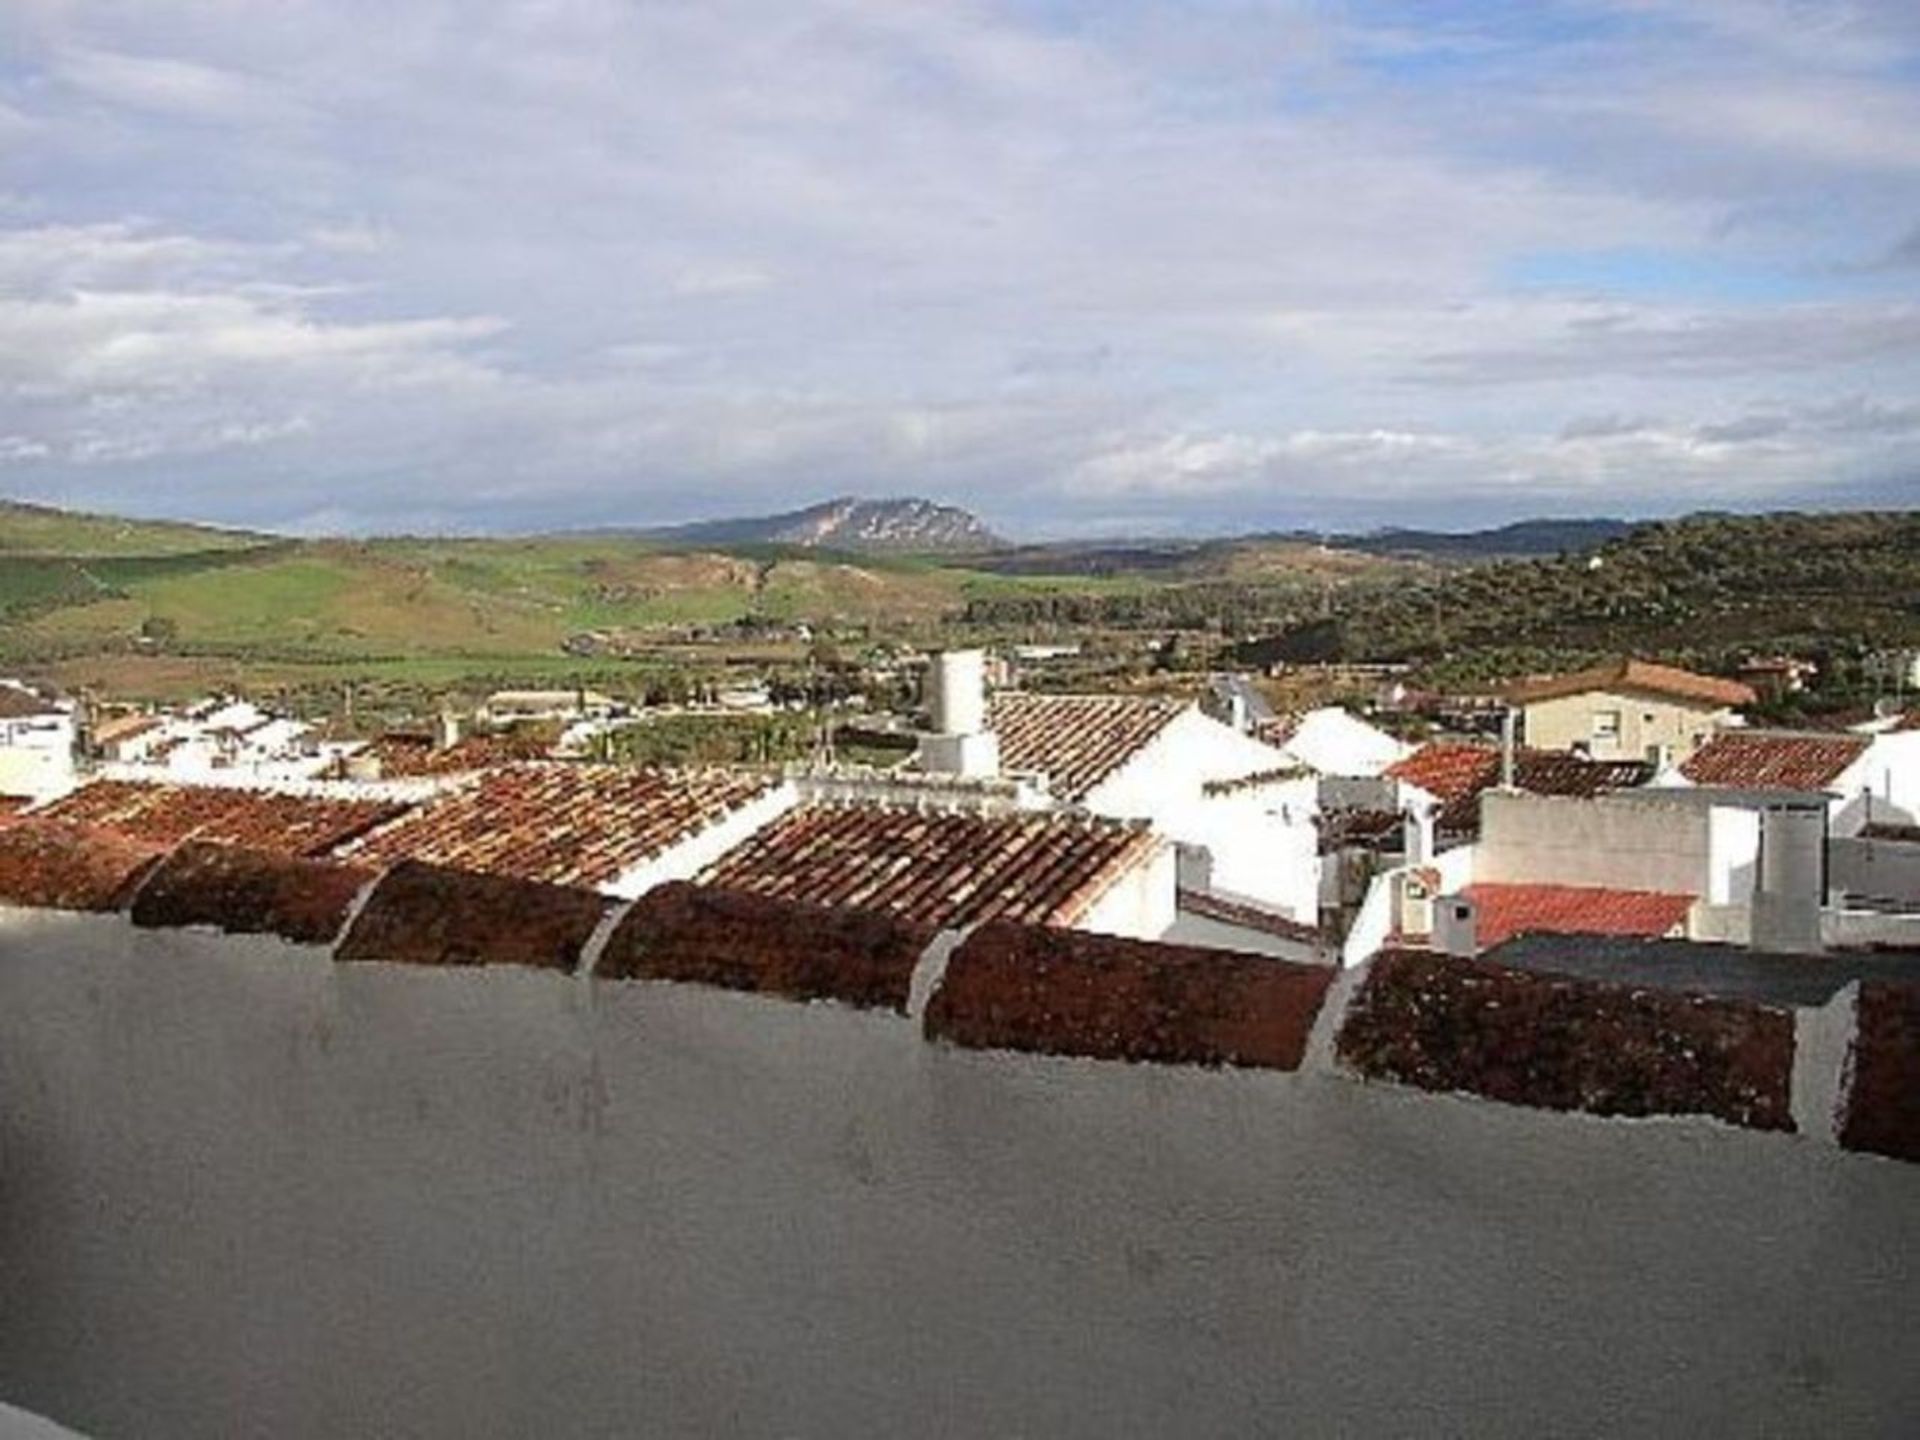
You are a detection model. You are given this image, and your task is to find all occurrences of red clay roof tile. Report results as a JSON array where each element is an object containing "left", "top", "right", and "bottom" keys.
[
  {"left": 1678, "top": 731, "right": 1871, "bottom": 790},
  {"left": 1461, "top": 883, "right": 1694, "bottom": 948},
  {"left": 335, "top": 859, "right": 611, "bottom": 970},
  {"left": 988, "top": 692, "right": 1187, "bottom": 801},
  {"left": 0, "top": 820, "right": 164, "bottom": 912},
  {"left": 1335, "top": 949, "right": 1794, "bottom": 1131},
  {"left": 1505, "top": 659, "right": 1755, "bottom": 709},
  {"left": 927, "top": 922, "right": 1335, "bottom": 1070},
  {"left": 597, "top": 882, "right": 934, "bottom": 1011},
  {"left": 698, "top": 802, "right": 1164, "bottom": 930},
  {"left": 130, "top": 841, "right": 375, "bottom": 946},
  {"left": 35, "top": 781, "right": 405, "bottom": 857},
  {"left": 340, "top": 763, "right": 782, "bottom": 888}
]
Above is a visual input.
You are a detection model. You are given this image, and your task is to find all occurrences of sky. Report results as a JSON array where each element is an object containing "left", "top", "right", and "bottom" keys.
[{"left": 1, "top": 0, "right": 1917, "bottom": 539}]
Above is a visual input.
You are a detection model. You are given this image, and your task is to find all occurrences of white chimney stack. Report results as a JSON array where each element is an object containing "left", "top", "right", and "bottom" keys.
[
  {"left": 918, "top": 649, "right": 1000, "bottom": 779},
  {"left": 931, "top": 649, "right": 988, "bottom": 737}
]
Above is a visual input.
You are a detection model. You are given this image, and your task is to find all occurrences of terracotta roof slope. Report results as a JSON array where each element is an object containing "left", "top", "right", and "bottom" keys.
[
  {"left": 34, "top": 781, "right": 406, "bottom": 857},
  {"left": 1678, "top": 731, "right": 1870, "bottom": 790},
  {"left": 0, "top": 820, "right": 164, "bottom": 912},
  {"left": 1461, "top": 883, "right": 1694, "bottom": 948},
  {"left": 1385, "top": 742, "right": 1500, "bottom": 801},
  {"left": 340, "top": 762, "right": 782, "bottom": 888},
  {"left": 1506, "top": 659, "right": 1755, "bottom": 709},
  {"left": 987, "top": 692, "right": 1187, "bottom": 801},
  {"left": 698, "top": 801, "right": 1164, "bottom": 930}
]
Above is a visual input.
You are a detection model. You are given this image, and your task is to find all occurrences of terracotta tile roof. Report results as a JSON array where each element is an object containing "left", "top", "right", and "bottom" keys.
[
  {"left": 1505, "top": 658, "right": 1755, "bottom": 709},
  {"left": 1460, "top": 883, "right": 1694, "bottom": 948},
  {"left": 0, "top": 796, "right": 32, "bottom": 823},
  {"left": 987, "top": 691, "right": 1187, "bottom": 801},
  {"left": 598, "top": 882, "right": 934, "bottom": 1012},
  {"left": 1385, "top": 742, "right": 1500, "bottom": 801},
  {"left": 131, "top": 841, "right": 374, "bottom": 946},
  {"left": 340, "top": 763, "right": 783, "bottom": 888},
  {"left": 34, "top": 781, "right": 405, "bottom": 857},
  {"left": 351, "top": 729, "right": 553, "bottom": 778},
  {"left": 92, "top": 713, "right": 162, "bottom": 746},
  {"left": 0, "top": 684, "right": 60, "bottom": 719},
  {"left": 1335, "top": 950, "right": 1794, "bottom": 1131},
  {"left": 1678, "top": 731, "right": 1871, "bottom": 790},
  {"left": 1175, "top": 887, "right": 1323, "bottom": 945},
  {"left": 0, "top": 820, "right": 164, "bottom": 912},
  {"left": 927, "top": 921, "right": 1335, "bottom": 1071},
  {"left": 1385, "top": 743, "right": 1652, "bottom": 835},
  {"left": 336, "top": 859, "right": 611, "bottom": 970},
  {"left": 698, "top": 802, "right": 1164, "bottom": 930}
]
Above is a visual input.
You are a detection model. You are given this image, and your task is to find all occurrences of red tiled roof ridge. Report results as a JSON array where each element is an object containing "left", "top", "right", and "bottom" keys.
[
  {"left": 339, "top": 762, "right": 785, "bottom": 888},
  {"left": 1504, "top": 658, "right": 1756, "bottom": 709}
]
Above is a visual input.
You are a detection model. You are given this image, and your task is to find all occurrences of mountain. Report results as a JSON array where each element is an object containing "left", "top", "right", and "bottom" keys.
[{"left": 642, "top": 496, "right": 1003, "bottom": 553}]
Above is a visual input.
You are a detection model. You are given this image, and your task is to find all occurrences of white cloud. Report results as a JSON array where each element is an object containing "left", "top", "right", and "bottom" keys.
[{"left": 0, "top": 1, "right": 1914, "bottom": 532}]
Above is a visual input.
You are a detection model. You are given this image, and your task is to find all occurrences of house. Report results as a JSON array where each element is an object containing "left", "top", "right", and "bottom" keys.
[
  {"left": 1505, "top": 658, "right": 1755, "bottom": 764},
  {"left": 0, "top": 681, "right": 77, "bottom": 805},
  {"left": 1736, "top": 655, "right": 1818, "bottom": 700},
  {"left": 697, "top": 801, "right": 1174, "bottom": 938},
  {"left": 902, "top": 652, "right": 1320, "bottom": 920},
  {"left": 1386, "top": 741, "right": 1654, "bottom": 842},
  {"left": 91, "top": 713, "right": 167, "bottom": 764},
  {"left": 339, "top": 762, "right": 795, "bottom": 896},
  {"left": 482, "top": 689, "right": 617, "bottom": 725},
  {"left": 1201, "top": 674, "right": 1274, "bottom": 733},
  {"left": 1257, "top": 706, "right": 1409, "bottom": 777},
  {"left": 1664, "top": 728, "right": 1920, "bottom": 837}
]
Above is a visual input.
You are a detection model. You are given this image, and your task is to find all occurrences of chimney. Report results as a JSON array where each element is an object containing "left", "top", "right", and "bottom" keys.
[
  {"left": 1431, "top": 894, "right": 1478, "bottom": 957},
  {"left": 917, "top": 649, "right": 1000, "bottom": 779},
  {"left": 1402, "top": 799, "right": 1435, "bottom": 866},
  {"left": 1499, "top": 708, "right": 1518, "bottom": 791},
  {"left": 434, "top": 709, "right": 462, "bottom": 751}
]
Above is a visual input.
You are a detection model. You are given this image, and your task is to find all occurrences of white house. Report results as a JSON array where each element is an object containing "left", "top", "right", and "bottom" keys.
[
  {"left": 913, "top": 653, "right": 1323, "bottom": 924},
  {"left": 1259, "top": 706, "right": 1410, "bottom": 778},
  {"left": 0, "top": 681, "right": 77, "bottom": 805}
]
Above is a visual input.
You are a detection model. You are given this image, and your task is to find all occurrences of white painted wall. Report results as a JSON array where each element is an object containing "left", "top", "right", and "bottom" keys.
[
  {"left": 1475, "top": 792, "right": 1745, "bottom": 898},
  {"left": 0, "top": 706, "right": 76, "bottom": 804},
  {"left": 608, "top": 781, "right": 799, "bottom": 898},
  {"left": 1085, "top": 710, "right": 1320, "bottom": 921},
  {"left": 1271, "top": 707, "right": 1409, "bottom": 777},
  {"left": 2, "top": 914, "right": 1916, "bottom": 1439},
  {"left": 1075, "top": 839, "right": 1177, "bottom": 939},
  {"left": 1830, "top": 835, "right": 1920, "bottom": 905}
]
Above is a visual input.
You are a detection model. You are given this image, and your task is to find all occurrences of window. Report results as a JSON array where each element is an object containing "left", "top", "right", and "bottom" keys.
[{"left": 1591, "top": 709, "right": 1621, "bottom": 740}]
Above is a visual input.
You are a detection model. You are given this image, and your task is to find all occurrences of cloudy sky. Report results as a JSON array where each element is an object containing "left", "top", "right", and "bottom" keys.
[{"left": 1, "top": 0, "right": 1917, "bottom": 538}]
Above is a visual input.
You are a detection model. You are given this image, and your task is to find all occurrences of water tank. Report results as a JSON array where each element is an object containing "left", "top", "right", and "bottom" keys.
[
  {"left": 1751, "top": 803, "right": 1825, "bottom": 952},
  {"left": 930, "top": 650, "right": 987, "bottom": 736}
]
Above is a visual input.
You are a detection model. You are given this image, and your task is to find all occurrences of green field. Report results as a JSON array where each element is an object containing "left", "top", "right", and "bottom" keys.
[{"left": 6, "top": 501, "right": 1404, "bottom": 702}]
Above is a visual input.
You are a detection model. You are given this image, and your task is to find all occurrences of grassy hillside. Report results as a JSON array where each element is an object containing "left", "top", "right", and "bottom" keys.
[{"left": 0, "top": 499, "right": 266, "bottom": 556}]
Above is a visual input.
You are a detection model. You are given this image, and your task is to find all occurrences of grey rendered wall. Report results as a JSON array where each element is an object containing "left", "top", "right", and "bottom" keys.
[{"left": 1, "top": 909, "right": 1917, "bottom": 1439}]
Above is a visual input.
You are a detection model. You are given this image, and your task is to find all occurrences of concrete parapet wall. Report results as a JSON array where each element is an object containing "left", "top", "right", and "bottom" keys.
[{"left": 0, "top": 822, "right": 1917, "bottom": 1438}]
